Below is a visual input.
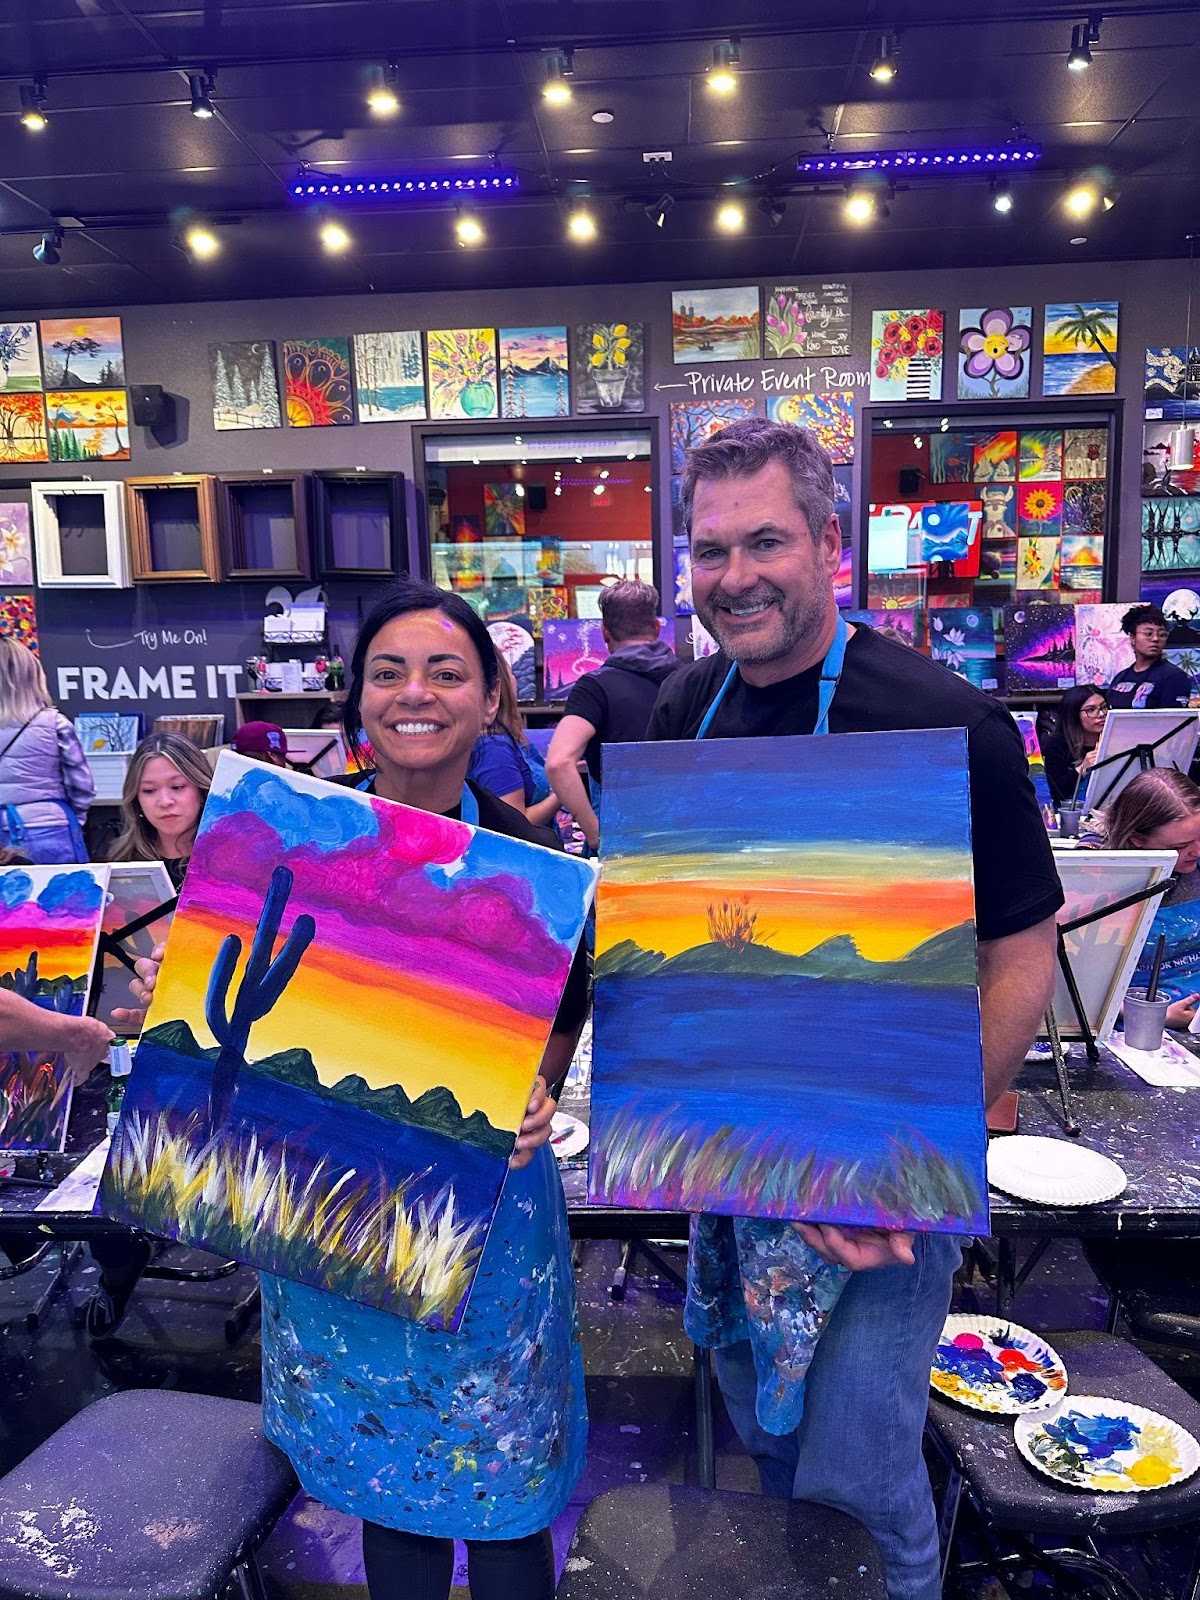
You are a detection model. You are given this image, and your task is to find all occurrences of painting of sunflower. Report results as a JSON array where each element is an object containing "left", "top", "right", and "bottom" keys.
[{"left": 1019, "top": 482, "right": 1063, "bottom": 540}]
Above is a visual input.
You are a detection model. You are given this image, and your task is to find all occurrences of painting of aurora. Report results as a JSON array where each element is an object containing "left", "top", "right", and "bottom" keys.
[
  {"left": 588, "top": 730, "right": 988, "bottom": 1234},
  {"left": 102, "top": 754, "right": 596, "bottom": 1329}
]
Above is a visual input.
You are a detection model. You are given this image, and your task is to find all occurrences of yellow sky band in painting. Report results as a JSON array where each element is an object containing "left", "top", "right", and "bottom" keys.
[
  {"left": 600, "top": 843, "right": 972, "bottom": 888},
  {"left": 151, "top": 913, "right": 546, "bottom": 1132}
]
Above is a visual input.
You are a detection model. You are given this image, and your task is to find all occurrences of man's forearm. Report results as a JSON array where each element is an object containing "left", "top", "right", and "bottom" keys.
[{"left": 977, "top": 915, "right": 1059, "bottom": 1106}]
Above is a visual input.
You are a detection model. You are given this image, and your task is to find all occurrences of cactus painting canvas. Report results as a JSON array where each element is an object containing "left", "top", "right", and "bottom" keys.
[
  {"left": 0, "top": 864, "right": 110, "bottom": 1152},
  {"left": 102, "top": 755, "right": 595, "bottom": 1329},
  {"left": 588, "top": 732, "right": 988, "bottom": 1232}
]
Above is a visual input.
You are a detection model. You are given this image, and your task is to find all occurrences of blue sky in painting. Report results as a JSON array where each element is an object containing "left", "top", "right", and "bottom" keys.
[{"left": 601, "top": 729, "right": 971, "bottom": 861}]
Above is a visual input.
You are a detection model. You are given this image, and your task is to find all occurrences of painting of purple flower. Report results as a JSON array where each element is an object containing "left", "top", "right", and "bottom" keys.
[{"left": 958, "top": 307, "right": 1032, "bottom": 399}]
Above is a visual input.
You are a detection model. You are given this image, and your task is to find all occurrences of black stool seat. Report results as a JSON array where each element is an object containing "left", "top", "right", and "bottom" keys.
[
  {"left": 558, "top": 1483, "right": 887, "bottom": 1598},
  {"left": 0, "top": 1389, "right": 297, "bottom": 1600},
  {"left": 927, "top": 1329, "right": 1200, "bottom": 1537}
]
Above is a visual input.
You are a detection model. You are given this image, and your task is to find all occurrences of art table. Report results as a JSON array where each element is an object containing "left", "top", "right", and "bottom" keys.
[{"left": 988, "top": 1041, "right": 1200, "bottom": 1314}]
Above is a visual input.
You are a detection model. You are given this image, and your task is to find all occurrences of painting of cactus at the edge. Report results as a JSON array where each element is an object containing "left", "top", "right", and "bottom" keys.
[
  {"left": 0, "top": 865, "right": 110, "bottom": 1152},
  {"left": 102, "top": 754, "right": 595, "bottom": 1329},
  {"left": 588, "top": 731, "right": 989, "bottom": 1233}
]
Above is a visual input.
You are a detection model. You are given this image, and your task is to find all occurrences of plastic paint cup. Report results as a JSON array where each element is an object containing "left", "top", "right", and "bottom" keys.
[
  {"left": 1057, "top": 807, "right": 1084, "bottom": 838},
  {"left": 1124, "top": 989, "right": 1170, "bottom": 1053}
]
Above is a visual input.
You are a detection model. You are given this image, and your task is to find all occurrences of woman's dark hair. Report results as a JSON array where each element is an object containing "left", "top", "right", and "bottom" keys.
[
  {"left": 342, "top": 581, "right": 500, "bottom": 766},
  {"left": 1055, "top": 684, "right": 1107, "bottom": 763},
  {"left": 1121, "top": 603, "right": 1168, "bottom": 636}
]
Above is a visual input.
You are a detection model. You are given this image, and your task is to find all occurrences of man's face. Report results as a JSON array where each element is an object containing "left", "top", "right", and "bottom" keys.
[
  {"left": 1132, "top": 620, "right": 1168, "bottom": 661},
  {"left": 689, "top": 459, "right": 841, "bottom": 668}
]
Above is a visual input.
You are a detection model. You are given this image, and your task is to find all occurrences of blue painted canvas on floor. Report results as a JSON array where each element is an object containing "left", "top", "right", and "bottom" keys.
[{"left": 588, "top": 730, "right": 988, "bottom": 1233}]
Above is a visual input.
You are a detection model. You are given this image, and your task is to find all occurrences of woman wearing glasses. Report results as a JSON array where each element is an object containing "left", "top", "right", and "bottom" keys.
[{"left": 1042, "top": 686, "right": 1107, "bottom": 808}]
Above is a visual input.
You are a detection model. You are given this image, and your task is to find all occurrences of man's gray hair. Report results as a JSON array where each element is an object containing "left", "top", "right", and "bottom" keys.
[
  {"left": 598, "top": 578, "right": 660, "bottom": 642},
  {"left": 679, "top": 416, "right": 837, "bottom": 544}
]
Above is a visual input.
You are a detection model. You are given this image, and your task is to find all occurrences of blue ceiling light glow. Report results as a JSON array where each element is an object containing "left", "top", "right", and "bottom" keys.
[
  {"left": 796, "top": 145, "right": 1041, "bottom": 177},
  {"left": 290, "top": 172, "right": 519, "bottom": 201}
]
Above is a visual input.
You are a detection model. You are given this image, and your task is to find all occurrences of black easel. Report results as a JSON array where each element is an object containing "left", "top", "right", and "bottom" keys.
[
  {"left": 286, "top": 737, "right": 338, "bottom": 778},
  {"left": 87, "top": 895, "right": 178, "bottom": 1020},
  {"left": 1042, "top": 876, "right": 1176, "bottom": 1133},
  {"left": 1082, "top": 715, "right": 1198, "bottom": 810}
]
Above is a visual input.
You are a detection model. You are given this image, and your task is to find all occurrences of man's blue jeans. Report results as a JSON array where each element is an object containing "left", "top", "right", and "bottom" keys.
[{"left": 713, "top": 1232, "right": 961, "bottom": 1600}]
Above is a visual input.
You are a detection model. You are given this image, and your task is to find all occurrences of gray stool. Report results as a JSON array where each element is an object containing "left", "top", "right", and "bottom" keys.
[
  {"left": 927, "top": 1329, "right": 1200, "bottom": 1599},
  {"left": 558, "top": 1483, "right": 886, "bottom": 1598},
  {"left": 0, "top": 1389, "right": 297, "bottom": 1600}
]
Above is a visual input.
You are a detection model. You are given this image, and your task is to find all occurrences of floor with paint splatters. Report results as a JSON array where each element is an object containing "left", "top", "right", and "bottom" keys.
[{"left": 3, "top": 1226, "right": 1199, "bottom": 1597}]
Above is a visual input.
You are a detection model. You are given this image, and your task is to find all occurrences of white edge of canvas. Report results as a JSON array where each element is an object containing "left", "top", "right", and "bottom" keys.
[
  {"left": 1050, "top": 849, "right": 1176, "bottom": 1041},
  {"left": 1081, "top": 709, "right": 1200, "bottom": 812},
  {"left": 0, "top": 861, "right": 112, "bottom": 1154}
]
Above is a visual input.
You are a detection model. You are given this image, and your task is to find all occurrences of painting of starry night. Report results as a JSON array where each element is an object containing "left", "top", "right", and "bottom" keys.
[{"left": 1002, "top": 604, "right": 1077, "bottom": 691}]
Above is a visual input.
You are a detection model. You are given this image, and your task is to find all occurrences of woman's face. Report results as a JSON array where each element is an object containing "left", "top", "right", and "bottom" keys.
[
  {"left": 359, "top": 611, "right": 499, "bottom": 782},
  {"left": 1140, "top": 811, "right": 1200, "bottom": 875},
  {"left": 1079, "top": 695, "right": 1107, "bottom": 738},
  {"left": 137, "top": 757, "right": 204, "bottom": 847}
]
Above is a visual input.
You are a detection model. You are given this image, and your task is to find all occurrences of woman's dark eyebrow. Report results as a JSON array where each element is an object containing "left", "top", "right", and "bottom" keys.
[{"left": 368, "top": 652, "right": 469, "bottom": 665}]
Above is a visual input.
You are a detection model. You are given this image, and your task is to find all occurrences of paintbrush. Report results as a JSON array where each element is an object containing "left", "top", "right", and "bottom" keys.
[{"left": 1146, "top": 933, "right": 1167, "bottom": 1004}]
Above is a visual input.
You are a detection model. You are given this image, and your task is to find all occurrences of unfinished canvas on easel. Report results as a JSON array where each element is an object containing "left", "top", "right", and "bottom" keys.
[
  {"left": 1081, "top": 709, "right": 1200, "bottom": 812},
  {"left": 0, "top": 864, "right": 110, "bottom": 1152},
  {"left": 589, "top": 730, "right": 989, "bottom": 1234},
  {"left": 102, "top": 754, "right": 596, "bottom": 1329}
]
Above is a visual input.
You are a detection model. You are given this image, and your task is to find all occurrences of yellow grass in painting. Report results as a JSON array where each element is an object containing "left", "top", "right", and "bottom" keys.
[{"left": 111, "top": 1110, "right": 484, "bottom": 1325}]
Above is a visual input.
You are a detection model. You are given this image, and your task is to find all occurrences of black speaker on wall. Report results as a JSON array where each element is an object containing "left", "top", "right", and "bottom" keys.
[
  {"left": 130, "top": 384, "right": 167, "bottom": 427},
  {"left": 527, "top": 483, "right": 548, "bottom": 512},
  {"left": 898, "top": 465, "right": 922, "bottom": 496}
]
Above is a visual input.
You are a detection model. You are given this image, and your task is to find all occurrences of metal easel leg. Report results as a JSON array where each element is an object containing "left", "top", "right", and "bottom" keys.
[{"left": 1042, "top": 1007, "right": 1080, "bottom": 1136}]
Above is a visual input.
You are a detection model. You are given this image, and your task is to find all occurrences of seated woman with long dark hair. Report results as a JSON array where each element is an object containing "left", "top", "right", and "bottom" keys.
[{"left": 1041, "top": 685, "right": 1107, "bottom": 808}]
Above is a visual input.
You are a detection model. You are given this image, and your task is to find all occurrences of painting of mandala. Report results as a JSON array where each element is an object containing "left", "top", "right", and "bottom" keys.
[
  {"left": 670, "top": 398, "right": 756, "bottom": 474},
  {"left": 427, "top": 329, "right": 498, "bottom": 420},
  {"left": 958, "top": 308, "right": 1032, "bottom": 400},
  {"left": 869, "top": 310, "right": 944, "bottom": 401},
  {"left": 765, "top": 391, "right": 854, "bottom": 462},
  {"left": 283, "top": 338, "right": 354, "bottom": 427}
]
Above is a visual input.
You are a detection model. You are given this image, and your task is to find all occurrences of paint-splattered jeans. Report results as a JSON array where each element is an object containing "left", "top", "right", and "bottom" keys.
[{"left": 714, "top": 1232, "right": 961, "bottom": 1600}]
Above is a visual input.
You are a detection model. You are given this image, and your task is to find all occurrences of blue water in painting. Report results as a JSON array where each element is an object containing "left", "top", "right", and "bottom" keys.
[
  {"left": 117, "top": 1043, "right": 506, "bottom": 1228},
  {"left": 361, "top": 382, "right": 425, "bottom": 417},
  {"left": 1043, "top": 353, "right": 1116, "bottom": 393},
  {"left": 593, "top": 973, "right": 984, "bottom": 1160},
  {"left": 504, "top": 370, "right": 569, "bottom": 418}
]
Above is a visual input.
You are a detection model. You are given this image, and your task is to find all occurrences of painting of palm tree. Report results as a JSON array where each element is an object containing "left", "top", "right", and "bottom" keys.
[{"left": 1044, "top": 301, "right": 1120, "bottom": 395}]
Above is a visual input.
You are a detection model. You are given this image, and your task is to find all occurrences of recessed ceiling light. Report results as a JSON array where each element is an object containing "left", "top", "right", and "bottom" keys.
[
  {"left": 715, "top": 200, "right": 745, "bottom": 232},
  {"left": 543, "top": 49, "right": 574, "bottom": 105},
  {"left": 591, "top": 108, "right": 615, "bottom": 124},
  {"left": 1070, "top": 235, "right": 1088, "bottom": 245},
  {"left": 707, "top": 39, "right": 739, "bottom": 94}
]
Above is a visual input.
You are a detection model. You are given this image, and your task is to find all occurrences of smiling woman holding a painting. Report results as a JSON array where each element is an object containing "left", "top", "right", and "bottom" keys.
[{"left": 108, "top": 581, "right": 595, "bottom": 1600}]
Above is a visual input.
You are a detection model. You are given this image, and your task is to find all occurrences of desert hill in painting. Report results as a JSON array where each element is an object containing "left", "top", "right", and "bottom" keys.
[
  {"left": 146, "top": 1018, "right": 514, "bottom": 1160},
  {"left": 595, "top": 920, "right": 976, "bottom": 987}
]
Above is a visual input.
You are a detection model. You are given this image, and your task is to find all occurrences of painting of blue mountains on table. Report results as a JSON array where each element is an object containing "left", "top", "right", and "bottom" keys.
[{"left": 588, "top": 730, "right": 988, "bottom": 1233}]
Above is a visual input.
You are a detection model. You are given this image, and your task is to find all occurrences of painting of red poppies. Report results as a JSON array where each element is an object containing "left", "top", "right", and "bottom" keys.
[
  {"left": 283, "top": 339, "right": 354, "bottom": 427},
  {"left": 958, "top": 308, "right": 1032, "bottom": 400},
  {"left": 870, "top": 310, "right": 944, "bottom": 401}
]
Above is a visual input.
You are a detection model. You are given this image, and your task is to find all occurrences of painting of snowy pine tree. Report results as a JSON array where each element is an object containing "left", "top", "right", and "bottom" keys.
[{"left": 209, "top": 342, "right": 282, "bottom": 431}]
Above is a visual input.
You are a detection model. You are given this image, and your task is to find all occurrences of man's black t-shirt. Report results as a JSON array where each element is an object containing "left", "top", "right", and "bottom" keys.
[
  {"left": 648, "top": 625, "right": 1063, "bottom": 943},
  {"left": 333, "top": 773, "right": 590, "bottom": 1034},
  {"left": 564, "top": 643, "right": 681, "bottom": 784}
]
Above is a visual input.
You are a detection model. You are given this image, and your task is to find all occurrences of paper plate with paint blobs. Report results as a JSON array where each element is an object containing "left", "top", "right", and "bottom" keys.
[
  {"left": 931, "top": 1316, "right": 1068, "bottom": 1414},
  {"left": 1016, "top": 1397, "right": 1200, "bottom": 1492}
]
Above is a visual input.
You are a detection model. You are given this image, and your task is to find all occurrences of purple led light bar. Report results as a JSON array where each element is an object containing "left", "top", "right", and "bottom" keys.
[
  {"left": 290, "top": 172, "right": 519, "bottom": 199},
  {"left": 796, "top": 145, "right": 1041, "bottom": 176}
]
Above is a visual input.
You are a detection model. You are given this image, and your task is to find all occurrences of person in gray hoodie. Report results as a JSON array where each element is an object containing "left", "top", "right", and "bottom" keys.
[
  {"left": 546, "top": 578, "right": 680, "bottom": 852},
  {"left": 0, "top": 638, "right": 93, "bottom": 863}
]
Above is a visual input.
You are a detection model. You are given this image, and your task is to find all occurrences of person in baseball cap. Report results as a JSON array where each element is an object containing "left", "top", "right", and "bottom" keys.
[{"left": 231, "top": 720, "right": 289, "bottom": 767}]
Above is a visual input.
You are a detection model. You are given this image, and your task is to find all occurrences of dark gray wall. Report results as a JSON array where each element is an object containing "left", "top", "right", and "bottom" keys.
[{"left": 5, "top": 256, "right": 1188, "bottom": 721}]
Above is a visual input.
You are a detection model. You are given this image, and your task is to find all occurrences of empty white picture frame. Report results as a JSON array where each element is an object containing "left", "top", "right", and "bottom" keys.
[
  {"left": 1051, "top": 848, "right": 1176, "bottom": 1041},
  {"left": 31, "top": 480, "right": 131, "bottom": 588}
]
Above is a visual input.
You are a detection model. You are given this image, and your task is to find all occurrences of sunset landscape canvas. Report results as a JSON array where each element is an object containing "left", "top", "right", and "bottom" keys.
[
  {"left": 588, "top": 732, "right": 988, "bottom": 1233},
  {"left": 102, "top": 755, "right": 595, "bottom": 1328},
  {"left": 0, "top": 865, "right": 110, "bottom": 1153}
]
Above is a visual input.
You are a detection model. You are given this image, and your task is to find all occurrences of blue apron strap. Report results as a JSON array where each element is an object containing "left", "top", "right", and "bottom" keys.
[
  {"left": 694, "top": 616, "right": 850, "bottom": 742},
  {"left": 356, "top": 770, "right": 480, "bottom": 827},
  {"left": 813, "top": 615, "right": 850, "bottom": 738}
]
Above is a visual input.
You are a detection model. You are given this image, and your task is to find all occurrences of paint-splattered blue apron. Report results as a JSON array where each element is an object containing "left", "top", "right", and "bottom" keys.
[{"left": 260, "top": 782, "right": 586, "bottom": 1538}]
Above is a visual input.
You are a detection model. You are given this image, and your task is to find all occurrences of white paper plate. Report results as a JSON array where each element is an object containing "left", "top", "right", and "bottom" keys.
[
  {"left": 931, "top": 1315, "right": 1068, "bottom": 1414},
  {"left": 1016, "top": 1396, "right": 1200, "bottom": 1493},
  {"left": 988, "top": 1135, "right": 1126, "bottom": 1206},
  {"left": 550, "top": 1110, "right": 589, "bottom": 1161}
]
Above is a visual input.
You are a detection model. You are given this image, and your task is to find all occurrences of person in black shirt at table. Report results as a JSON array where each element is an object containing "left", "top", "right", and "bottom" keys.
[
  {"left": 649, "top": 417, "right": 1063, "bottom": 1600},
  {"left": 1106, "top": 605, "right": 1192, "bottom": 709},
  {"left": 1041, "top": 685, "right": 1108, "bottom": 808},
  {"left": 545, "top": 579, "right": 680, "bottom": 853}
]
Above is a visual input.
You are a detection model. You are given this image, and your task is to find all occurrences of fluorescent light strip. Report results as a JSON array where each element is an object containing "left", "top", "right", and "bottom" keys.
[
  {"left": 291, "top": 173, "right": 519, "bottom": 199},
  {"left": 797, "top": 146, "right": 1041, "bottom": 175}
]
